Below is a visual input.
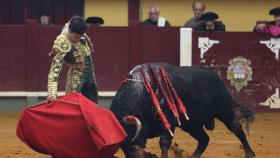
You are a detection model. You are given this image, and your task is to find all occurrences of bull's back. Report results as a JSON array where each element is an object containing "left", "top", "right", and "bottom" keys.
[
  {"left": 166, "top": 66, "right": 236, "bottom": 120},
  {"left": 111, "top": 63, "right": 236, "bottom": 130}
]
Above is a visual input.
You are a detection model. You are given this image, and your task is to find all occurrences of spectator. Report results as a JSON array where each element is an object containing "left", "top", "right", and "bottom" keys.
[
  {"left": 184, "top": 1, "right": 206, "bottom": 28},
  {"left": 47, "top": 16, "right": 98, "bottom": 103},
  {"left": 142, "top": 5, "right": 171, "bottom": 27},
  {"left": 39, "top": 12, "right": 52, "bottom": 26},
  {"left": 196, "top": 12, "right": 225, "bottom": 31},
  {"left": 254, "top": 7, "right": 280, "bottom": 37}
]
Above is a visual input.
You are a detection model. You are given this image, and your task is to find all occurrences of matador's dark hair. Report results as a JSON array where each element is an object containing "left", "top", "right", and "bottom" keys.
[{"left": 69, "top": 16, "right": 87, "bottom": 35}]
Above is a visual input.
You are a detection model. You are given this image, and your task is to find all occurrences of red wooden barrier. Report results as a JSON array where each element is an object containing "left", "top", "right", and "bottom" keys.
[
  {"left": 0, "top": 25, "right": 26, "bottom": 90},
  {"left": 192, "top": 32, "right": 280, "bottom": 111},
  {"left": 0, "top": 21, "right": 279, "bottom": 111},
  {"left": 0, "top": 21, "right": 178, "bottom": 92}
]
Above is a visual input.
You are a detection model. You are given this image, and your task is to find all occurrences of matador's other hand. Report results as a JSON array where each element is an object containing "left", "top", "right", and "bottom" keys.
[{"left": 48, "top": 48, "right": 55, "bottom": 56}]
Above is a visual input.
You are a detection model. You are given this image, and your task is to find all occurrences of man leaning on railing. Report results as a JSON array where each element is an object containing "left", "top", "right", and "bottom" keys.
[{"left": 254, "top": 7, "right": 280, "bottom": 37}]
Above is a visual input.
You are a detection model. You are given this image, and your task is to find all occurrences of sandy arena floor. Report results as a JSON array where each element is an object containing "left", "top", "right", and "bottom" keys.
[{"left": 0, "top": 112, "right": 279, "bottom": 158}]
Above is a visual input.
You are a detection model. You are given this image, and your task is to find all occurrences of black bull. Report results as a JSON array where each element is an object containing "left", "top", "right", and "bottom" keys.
[{"left": 110, "top": 63, "right": 256, "bottom": 158}]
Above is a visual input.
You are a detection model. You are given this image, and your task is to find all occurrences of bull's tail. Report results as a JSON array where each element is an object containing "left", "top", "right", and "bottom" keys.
[
  {"left": 233, "top": 105, "right": 255, "bottom": 135},
  {"left": 123, "top": 116, "right": 142, "bottom": 141}
]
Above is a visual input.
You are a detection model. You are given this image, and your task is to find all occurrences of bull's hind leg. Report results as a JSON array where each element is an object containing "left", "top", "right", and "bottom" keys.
[
  {"left": 187, "top": 126, "right": 209, "bottom": 158},
  {"left": 222, "top": 120, "right": 256, "bottom": 158}
]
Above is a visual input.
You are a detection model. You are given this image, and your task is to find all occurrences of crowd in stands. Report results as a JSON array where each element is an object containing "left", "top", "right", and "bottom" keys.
[
  {"left": 3, "top": 1, "right": 277, "bottom": 36},
  {"left": 141, "top": 1, "right": 280, "bottom": 36}
]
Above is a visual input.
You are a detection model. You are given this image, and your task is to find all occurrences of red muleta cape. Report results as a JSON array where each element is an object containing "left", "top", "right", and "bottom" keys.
[{"left": 16, "top": 92, "right": 127, "bottom": 158}]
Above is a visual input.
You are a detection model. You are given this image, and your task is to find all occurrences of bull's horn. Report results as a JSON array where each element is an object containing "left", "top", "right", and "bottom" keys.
[{"left": 123, "top": 116, "right": 142, "bottom": 142}]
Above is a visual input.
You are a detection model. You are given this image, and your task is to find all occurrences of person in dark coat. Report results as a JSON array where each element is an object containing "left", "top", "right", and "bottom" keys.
[
  {"left": 254, "top": 7, "right": 280, "bottom": 37},
  {"left": 196, "top": 11, "right": 225, "bottom": 31},
  {"left": 183, "top": 1, "right": 206, "bottom": 29}
]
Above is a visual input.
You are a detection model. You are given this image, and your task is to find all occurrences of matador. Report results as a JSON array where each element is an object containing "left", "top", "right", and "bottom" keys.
[{"left": 47, "top": 16, "right": 98, "bottom": 103}]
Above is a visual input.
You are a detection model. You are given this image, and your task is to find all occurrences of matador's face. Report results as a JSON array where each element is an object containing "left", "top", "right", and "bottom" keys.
[{"left": 68, "top": 32, "right": 82, "bottom": 43}]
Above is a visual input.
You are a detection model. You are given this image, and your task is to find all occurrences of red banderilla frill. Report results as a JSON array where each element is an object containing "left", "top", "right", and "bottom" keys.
[
  {"left": 159, "top": 67, "right": 190, "bottom": 121},
  {"left": 140, "top": 68, "right": 174, "bottom": 137},
  {"left": 148, "top": 65, "right": 181, "bottom": 126}
]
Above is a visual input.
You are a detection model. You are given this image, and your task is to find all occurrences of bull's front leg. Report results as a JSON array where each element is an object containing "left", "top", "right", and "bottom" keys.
[
  {"left": 188, "top": 126, "right": 209, "bottom": 158},
  {"left": 159, "top": 128, "right": 175, "bottom": 158},
  {"left": 223, "top": 120, "right": 255, "bottom": 158}
]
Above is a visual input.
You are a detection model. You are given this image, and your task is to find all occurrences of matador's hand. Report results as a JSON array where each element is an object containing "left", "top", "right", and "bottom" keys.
[{"left": 47, "top": 95, "right": 57, "bottom": 103}]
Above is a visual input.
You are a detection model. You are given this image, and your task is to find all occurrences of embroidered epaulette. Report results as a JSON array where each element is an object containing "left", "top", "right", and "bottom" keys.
[{"left": 53, "top": 35, "right": 72, "bottom": 53}]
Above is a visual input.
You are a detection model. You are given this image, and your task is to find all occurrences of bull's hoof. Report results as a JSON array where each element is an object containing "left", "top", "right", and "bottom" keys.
[
  {"left": 160, "top": 154, "right": 168, "bottom": 158},
  {"left": 145, "top": 152, "right": 158, "bottom": 158},
  {"left": 132, "top": 146, "right": 158, "bottom": 158},
  {"left": 245, "top": 152, "right": 256, "bottom": 158},
  {"left": 187, "top": 154, "right": 201, "bottom": 158},
  {"left": 170, "top": 143, "right": 185, "bottom": 158}
]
